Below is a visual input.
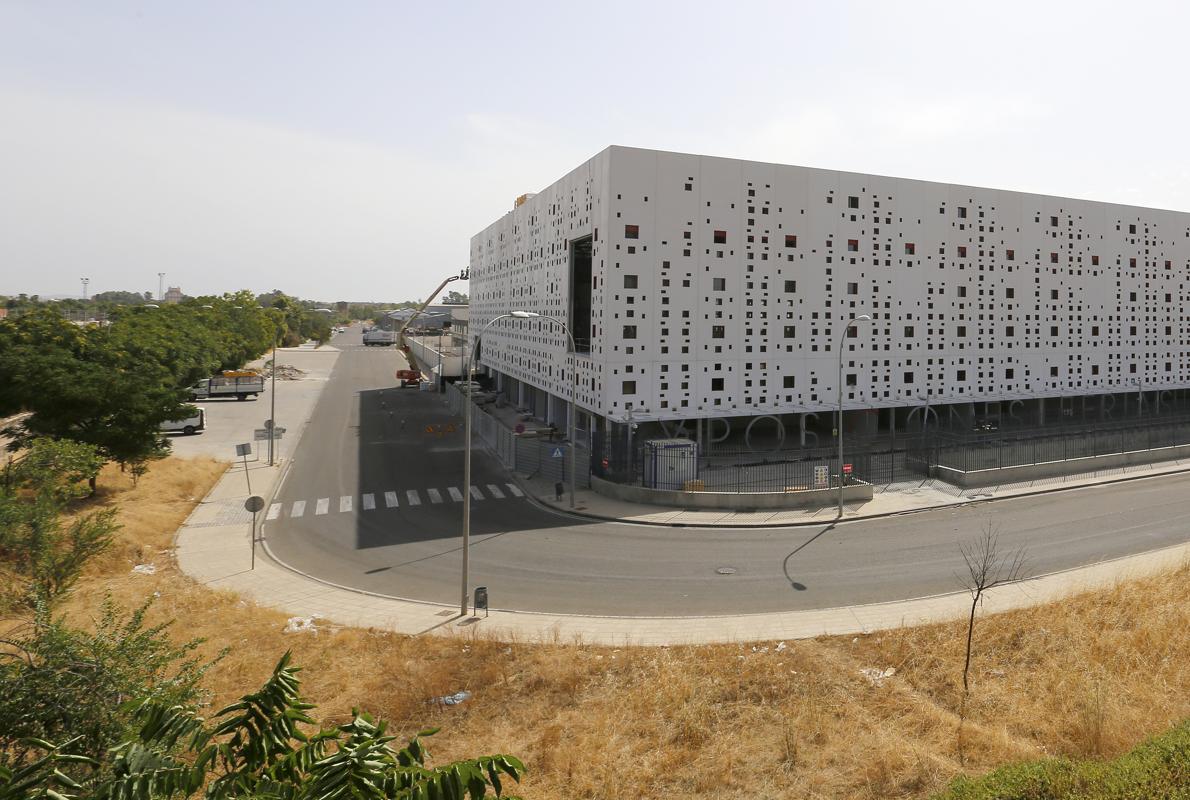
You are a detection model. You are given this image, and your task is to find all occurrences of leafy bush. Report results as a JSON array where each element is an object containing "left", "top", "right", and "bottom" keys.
[
  {"left": 934, "top": 718, "right": 1190, "bottom": 799},
  {"left": 0, "top": 597, "right": 216, "bottom": 765},
  {"left": 0, "top": 653, "right": 524, "bottom": 800}
]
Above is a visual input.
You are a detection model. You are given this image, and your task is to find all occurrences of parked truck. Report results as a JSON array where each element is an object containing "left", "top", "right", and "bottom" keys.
[
  {"left": 189, "top": 371, "right": 265, "bottom": 400},
  {"left": 362, "top": 328, "right": 396, "bottom": 346}
]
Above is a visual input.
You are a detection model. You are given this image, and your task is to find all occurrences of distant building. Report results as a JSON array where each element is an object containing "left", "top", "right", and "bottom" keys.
[{"left": 163, "top": 286, "right": 183, "bottom": 304}]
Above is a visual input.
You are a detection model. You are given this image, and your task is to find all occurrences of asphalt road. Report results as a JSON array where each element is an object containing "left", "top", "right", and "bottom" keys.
[{"left": 265, "top": 327, "right": 1190, "bottom": 616}]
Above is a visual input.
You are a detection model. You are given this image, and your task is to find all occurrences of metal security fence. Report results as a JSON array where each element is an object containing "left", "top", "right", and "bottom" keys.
[
  {"left": 444, "top": 382, "right": 590, "bottom": 488},
  {"left": 592, "top": 435, "right": 910, "bottom": 493},
  {"left": 923, "top": 412, "right": 1190, "bottom": 474}
]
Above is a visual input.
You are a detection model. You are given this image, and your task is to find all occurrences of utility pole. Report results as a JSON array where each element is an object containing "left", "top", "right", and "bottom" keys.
[{"left": 268, "top": 336, "right": 278, "bottom": 466}]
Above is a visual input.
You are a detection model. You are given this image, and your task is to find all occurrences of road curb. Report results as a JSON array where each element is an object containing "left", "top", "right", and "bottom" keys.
[{"left": 511, "top": 461, "right": 1190, "bottom": 529}]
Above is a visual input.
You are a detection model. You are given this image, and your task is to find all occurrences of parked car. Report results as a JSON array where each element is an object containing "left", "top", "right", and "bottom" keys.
[
  {"left": 162, "top": 408, "right": 206, "bottom": 436},
  {"left": 972, "top": 418, "right": 999, "bottom": 433}
]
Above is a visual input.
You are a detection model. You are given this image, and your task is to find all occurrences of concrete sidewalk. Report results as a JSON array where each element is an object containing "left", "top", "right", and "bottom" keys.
[
  {"left": 175, "top": 446, "right": 1190, "bottom": 646},
  {"left": 514, "top": 454, "right": 1190, "bottom": 527},
  {"left": 172, "top": 345, "right": 1190, "bottom": 645},
  {"left": 174, "top": 457, "right": 1190, "bottom": 645}
]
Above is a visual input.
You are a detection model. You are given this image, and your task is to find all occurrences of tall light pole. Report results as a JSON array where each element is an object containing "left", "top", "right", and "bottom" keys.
[
  {"left": 510, "top": 311, "right": 579, "bottom": 508},
  {"left": 268, "top": 332, "right": 278, "bottom": 466},
  {"left": 157, "top": 272, "right": 165, "bottom": 302},
  {"left": 460, "top": 310, "right": 579, "bottom": 616},
  {"left": 836, "top": 314, "right": 871, "bottom": 517},
  {"left": 461, "top": 312, "right": 516, "bottom": 617}
]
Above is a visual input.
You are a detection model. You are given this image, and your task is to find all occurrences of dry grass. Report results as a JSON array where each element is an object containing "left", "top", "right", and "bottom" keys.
[{"left": 14, "top": 457, "right": 1190, "bottom": 799}]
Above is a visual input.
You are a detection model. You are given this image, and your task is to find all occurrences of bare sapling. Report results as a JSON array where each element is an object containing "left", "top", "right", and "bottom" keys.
[{"left": 957, "top": 522, "right": 1027, "bottom": 762}]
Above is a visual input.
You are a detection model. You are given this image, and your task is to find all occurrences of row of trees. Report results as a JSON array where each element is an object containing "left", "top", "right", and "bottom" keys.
[{"left": 0, "top": 292, "right": 321, "bottom": 480}]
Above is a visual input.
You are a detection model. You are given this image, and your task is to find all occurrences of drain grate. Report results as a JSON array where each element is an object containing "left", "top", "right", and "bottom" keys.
[{"left": 716, "top": 566, "right": 737, "bottom": 575}]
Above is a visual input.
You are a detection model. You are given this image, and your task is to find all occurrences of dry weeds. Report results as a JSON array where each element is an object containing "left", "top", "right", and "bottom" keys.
[{"left": 13, "top": 457, "right": 1189, "bottom": 799}]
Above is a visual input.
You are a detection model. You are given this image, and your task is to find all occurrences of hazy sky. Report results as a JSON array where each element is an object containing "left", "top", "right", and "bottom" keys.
[{"left": 2, "top": 1, "right": 1187, "bottom": 302}]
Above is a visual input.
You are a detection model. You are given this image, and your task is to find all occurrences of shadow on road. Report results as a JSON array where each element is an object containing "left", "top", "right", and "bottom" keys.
[
  {"left": 781, "top": 521, "right": 837, "bottom": 592},
  {"left": 354, "top": 386, "right": 586, "bottom": 550}
]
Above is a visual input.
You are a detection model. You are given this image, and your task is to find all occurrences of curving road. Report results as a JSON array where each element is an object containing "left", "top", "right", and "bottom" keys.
[{"left": 264, "top": 328, "right": 1190, "bottom": 617}]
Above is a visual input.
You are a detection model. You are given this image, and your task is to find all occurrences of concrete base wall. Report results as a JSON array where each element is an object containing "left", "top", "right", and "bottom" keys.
[
  {"left": 935, "top": 442, "right": 1190, "bottom": 487},
  {"left": 591, "top": 475, "right": 873, "bottom": 511}
]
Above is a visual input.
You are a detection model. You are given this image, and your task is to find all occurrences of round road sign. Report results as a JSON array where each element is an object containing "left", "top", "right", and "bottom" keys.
[{"left": 244, "top": 495, "right": 266, "bottom": 513}]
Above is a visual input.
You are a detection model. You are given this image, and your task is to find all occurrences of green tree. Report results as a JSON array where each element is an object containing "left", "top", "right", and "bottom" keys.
[
  {"left": 7, "top": 439, "right": 105, "bottom": 502},
  {"left": 0, "top": 439, "right": 116, "bottom": 608},
  {"left": 0, "top": 598, "right": 215, "bottom": 766},
  {"left": 1, "top": 654, "right": 524, "bottom": 800},
  {"left": 0, "top": 308, "right": 190, "bottom": 475}
]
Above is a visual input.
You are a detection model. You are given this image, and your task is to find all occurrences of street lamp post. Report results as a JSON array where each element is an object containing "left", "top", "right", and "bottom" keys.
[
  {"left": 461, "top": 312, "right": 519, "bottom": 616},
  {"left": 460, "top": 310, "right": 581, "bottom": 616},
  {"left": 836, "top": 314, "right": 871, "bottom": 517},
  {"left": 268, "top": 333, "right": 278, "bottom": 466}
]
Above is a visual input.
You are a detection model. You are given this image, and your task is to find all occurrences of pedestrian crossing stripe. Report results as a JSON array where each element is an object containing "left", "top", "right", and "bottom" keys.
[{"left": 278, "top": 483, "right": 532, "bottom": 518}]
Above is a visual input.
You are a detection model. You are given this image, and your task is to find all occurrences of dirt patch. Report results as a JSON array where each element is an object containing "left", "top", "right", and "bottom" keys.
[{"left": 13, "top": 457, "right": 1190, "bottom": 799}]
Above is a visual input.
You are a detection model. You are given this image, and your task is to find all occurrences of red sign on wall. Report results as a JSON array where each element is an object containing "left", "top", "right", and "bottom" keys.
[{"left": 842, "top": 463, "right": 853, "bottom": 474}]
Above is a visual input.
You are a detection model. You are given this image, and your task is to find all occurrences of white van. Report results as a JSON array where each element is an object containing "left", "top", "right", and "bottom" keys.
[{"left": 162, "top": 408, "right": 206, "bottom": 436}]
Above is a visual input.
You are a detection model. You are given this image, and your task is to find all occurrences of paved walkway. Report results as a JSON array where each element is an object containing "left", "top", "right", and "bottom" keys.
[
  {"left": 174, "top": 457, "right": 1190, "bottom": 645},
  {"left": 173, "top": 342, "right": 1190, "bottom": 644},
  {"left": 516, "top": 455, "right": 1190, "bottom": 527}
]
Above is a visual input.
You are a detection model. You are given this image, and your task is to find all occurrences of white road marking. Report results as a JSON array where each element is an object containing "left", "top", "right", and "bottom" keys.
[
  {"left": 406, "top": 490, "right": 422, "bottom": 506},
  {"left": 427, "top": 488, "right": 443, "bottom": 504},
  {"left": 447, "top": 486, "right": 463, "bottom": 502},
  {"left": 267, "top": 503, "right": 281, "bottom": 520},
  {"left": 315, "top": 498, "right": 329, "bottom": 515},
  {"left": 291, "top": 500, "right": 306, "bottom": 518},
  {"left": 486, "top": 484, "right": 505, "bottom": 499},
  {"left": 469, "top": 485, "right": 484, "bottom": 500},
  {"left": 339, "top": 495, "right": 352, "bottom": 513},
  {"left": 384, "top": 491, "right": 399, "bottom": 508},
  {"left": 362, "top": 493, "right": 375, "bottom": 510},
  {"left": 505, "top": 483, "right": 524, "bottom": 497}
]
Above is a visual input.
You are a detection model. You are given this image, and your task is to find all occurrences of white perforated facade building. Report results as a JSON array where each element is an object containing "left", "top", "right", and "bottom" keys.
[{"left": 469, "top": 146, "right": 1190, "bottom": 439}]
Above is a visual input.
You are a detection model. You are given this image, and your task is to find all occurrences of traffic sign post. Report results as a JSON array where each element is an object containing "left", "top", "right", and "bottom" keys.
[
  {"left": 244, "top": 495, "right": 265, "bottom": 570},
  {"left": 235, "top": 443, "right": 252, "bottom": 493}
]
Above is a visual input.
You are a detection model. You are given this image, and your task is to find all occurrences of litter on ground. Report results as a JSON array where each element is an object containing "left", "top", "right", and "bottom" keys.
[
  {"left": 283, "top": 616, "right": 319, "bottom": 634},
  {"left": 131, "top": 564, "right": 156, "bottom": 575},
  {"left": 859, "top": 667, "right": 897, "bottom": 686},
  {"left": 432, "top": 691, "right": 472, "bottom": 706}
]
